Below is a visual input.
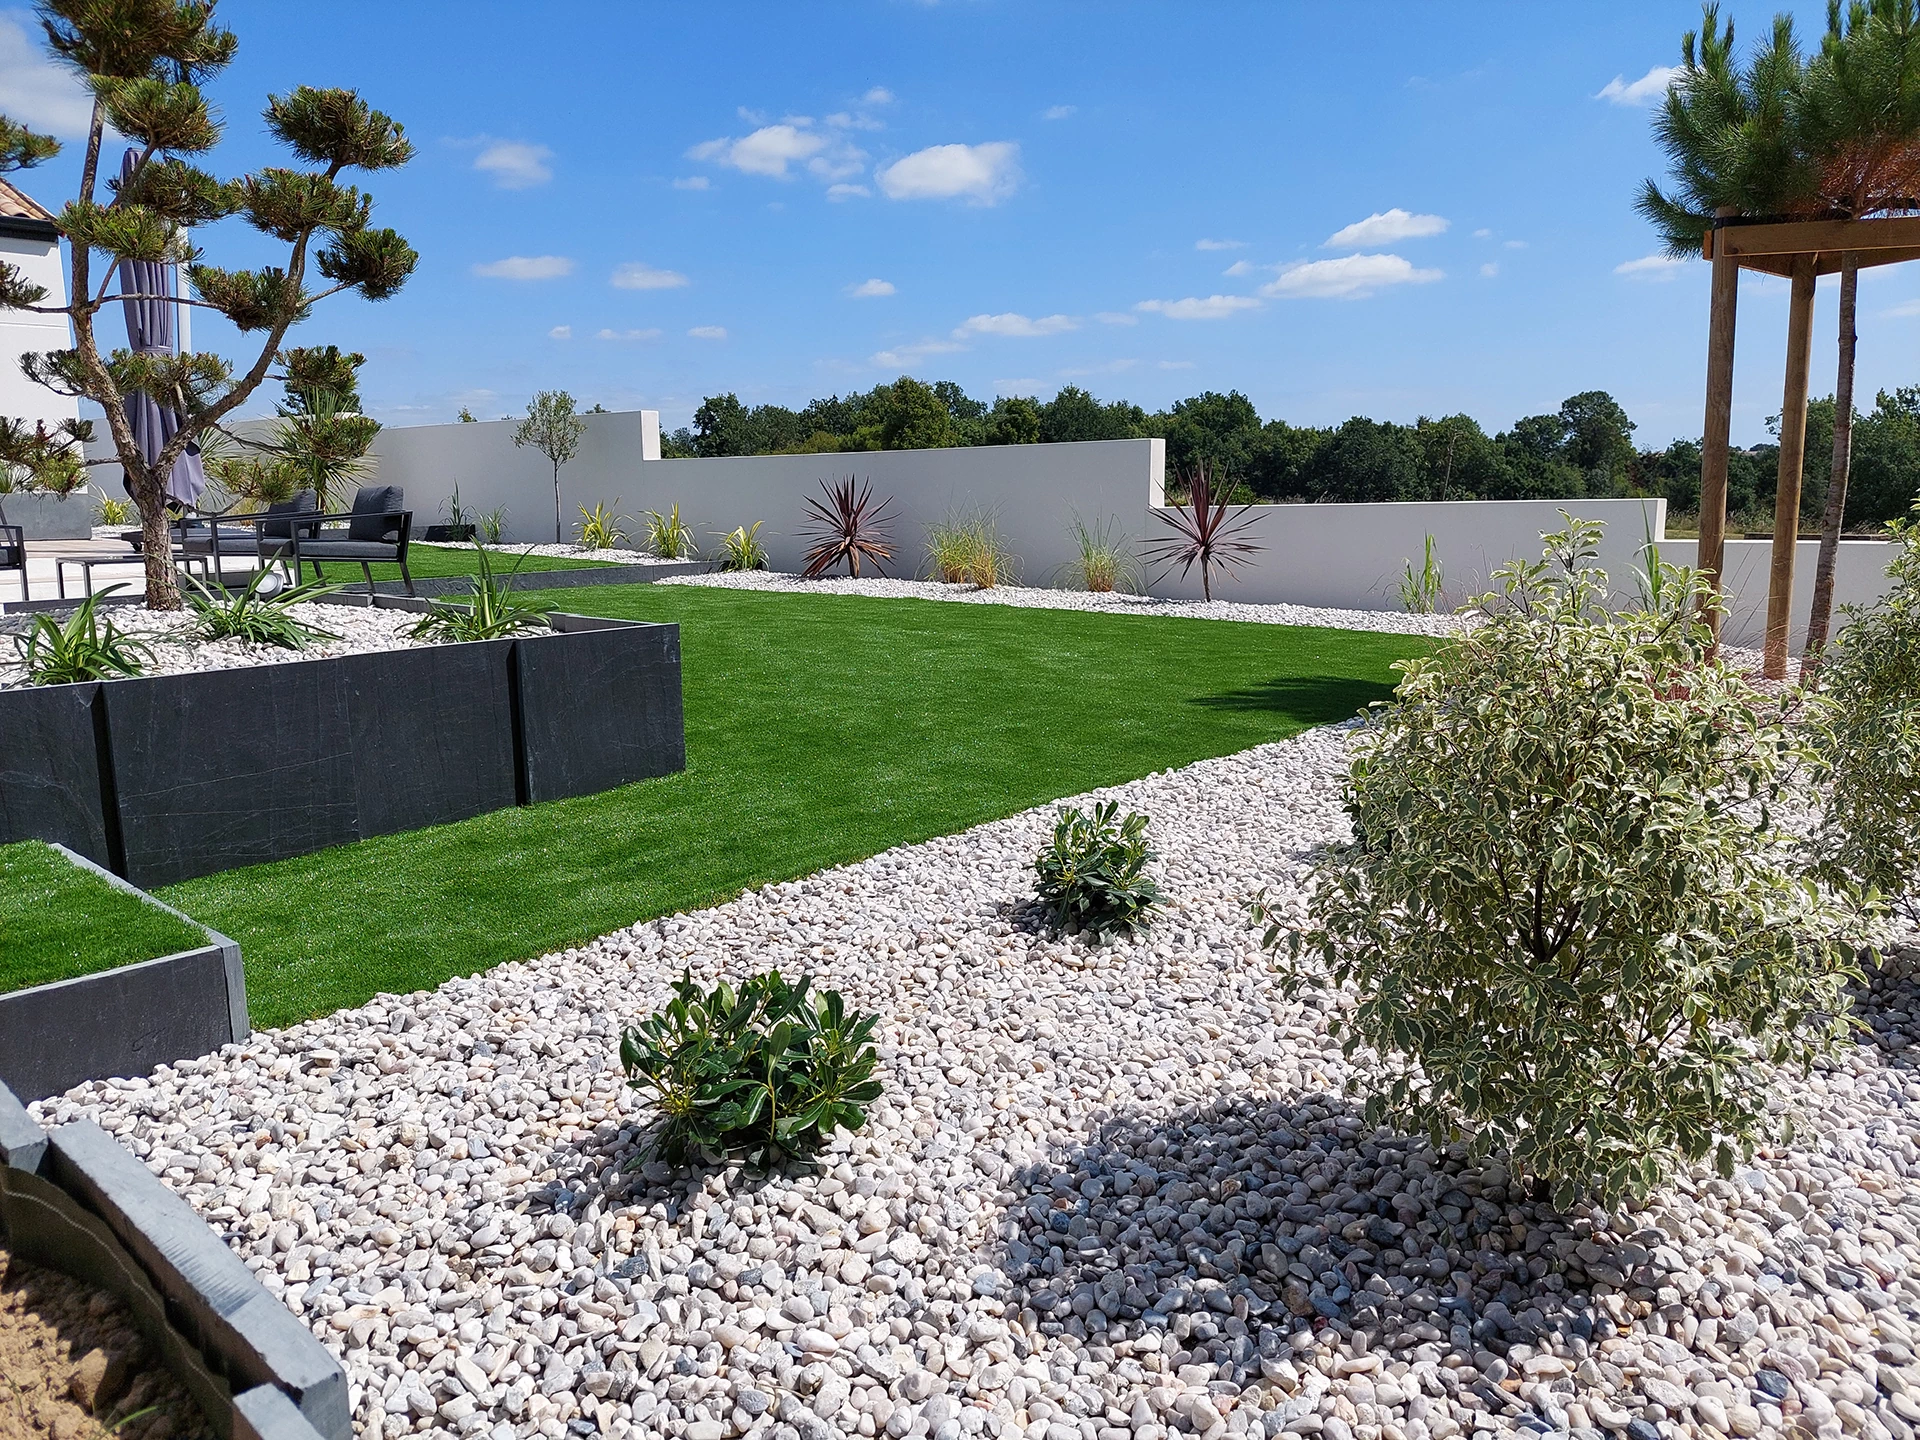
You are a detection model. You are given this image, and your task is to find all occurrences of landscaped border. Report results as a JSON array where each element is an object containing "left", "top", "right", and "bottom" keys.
[
  {"left": 0, "top": 844, "right": 248, "bottom": 1104},
  {"left": 0, "top": 1078, "right": 346, "bottom": 1440},
  {"left": 0, "top": 612, "right": 685, "bottom": 888}
]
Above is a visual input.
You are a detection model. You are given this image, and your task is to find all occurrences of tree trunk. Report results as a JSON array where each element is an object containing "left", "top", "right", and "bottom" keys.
[
  {"left": 132, "top": 466, "right": 182, "bottom": 611},
  {"left": 1762, "top": 256, "right": 1817, "bottom": 681},
  {"left": 553, "top": 463, "right": 562, "bottom": 545},
  {"left": 1698, "top": 207, "right": 1741, "bottom": 653},
  {"left": 1801, "top": 252, "right": 1859, "bottom": 685}
]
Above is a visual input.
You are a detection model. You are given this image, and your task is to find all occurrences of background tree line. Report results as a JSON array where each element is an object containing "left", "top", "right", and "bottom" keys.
[{"left": 664, "top": 375, "right": 1920, "bottom": 533}]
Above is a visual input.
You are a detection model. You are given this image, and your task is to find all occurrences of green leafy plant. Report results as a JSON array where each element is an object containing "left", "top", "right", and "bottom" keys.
[
  {"left": 95, "top": 494, "right": 133, "bottom": 526},
  {"left": 1066, "top": 514, "right": 1139, "bottom": 594},
  {"left": 801, "top": 477, "right": 896, "bottom": 578},
  {"left": 643, "top": 502, "right": 698, "bottom": 559},
  {"left": 578, "top": 499, "right": 630, "bottom": 550},
  {"left": 442, "top": 484, "right": 472, "bottom": 531},
  {"left": 716, "top": 520, "right": 769, "bottom": 571},
  {"left": 1033, "top": 800, "right": 1162, "bottom": 939},
  {"left": 1811, "top": 506, "right": 1920, "bottom": 913},
  {"left": 409, "top": 544, "right": 551, "bottom": 642},
  {"left": 1262, "top": 519, "right": 1871, "bottom": 1209},
  {"left": 924, "top": 508, "right": 1016, "bottom": 588},
  {"left": 619, "top": 970, "right": 883, "bottom": 1168},
  {"left": 478, "top": 506, "right": 508, "bottom": 544},
  {"left": 10, "top": 586, "right": 152, "bottom": 686},
  {"left": 184, "top": 567, "right": 341, "bottom": 649},
  {"left": 1397, "top": 533, "right": 1443, "bottom": 613}
]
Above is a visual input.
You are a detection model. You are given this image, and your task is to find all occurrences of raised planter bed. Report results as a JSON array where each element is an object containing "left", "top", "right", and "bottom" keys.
[
  {"left": 0, "top": 490, "right": 94, "bottom": 541},
  {"left": 0, "top": 613, "right": 684, "bottom": 887},
  {"left": 0, "top": 843, "right": 249, "bottom": 1104},
  {"left": 1, "top": 1079, "right": 346, "bottom": 1440}
]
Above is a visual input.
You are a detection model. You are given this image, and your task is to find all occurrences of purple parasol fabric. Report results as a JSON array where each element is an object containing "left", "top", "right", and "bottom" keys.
[{"left": 117, "top": 149, "right": 206, "bottom": 508}]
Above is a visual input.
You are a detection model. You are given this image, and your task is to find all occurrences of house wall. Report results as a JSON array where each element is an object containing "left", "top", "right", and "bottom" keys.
[{"left": 0, "top": 232, "right": 79, "bottom": 437}]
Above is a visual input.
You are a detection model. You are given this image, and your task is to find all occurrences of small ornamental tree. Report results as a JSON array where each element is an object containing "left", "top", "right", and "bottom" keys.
[
  {"left": 513, "top": 390, "right": 585, "bottom": 543},
  {"left": 0, "top": 1, "right": 418, "bottom": 610},
  {"left": 1264, "top": 520, "right": 1871, "bottom": 1209}
]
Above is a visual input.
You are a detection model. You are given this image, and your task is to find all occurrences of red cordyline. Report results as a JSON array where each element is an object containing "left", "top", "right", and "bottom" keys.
[
  {"left": 800, "top": 477, "right": 897, "bottom": 578},
  {"left": 1144, "top": 463, "right": 1262, "bottom": 602}
]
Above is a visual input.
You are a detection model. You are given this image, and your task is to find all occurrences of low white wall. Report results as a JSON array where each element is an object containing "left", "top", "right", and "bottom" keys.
[
  {"left": 1, "top": 233, "right": 79, "bottom": 436},
  {"left": 1143, "top": 499, "right": 1668, "bottom": 612},
  {"left": 1663, "top": 538, "right": 1898, "bottom": 653}
]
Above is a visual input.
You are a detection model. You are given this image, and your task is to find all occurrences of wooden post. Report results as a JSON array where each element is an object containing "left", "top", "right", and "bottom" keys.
[
  {"left": 1763, "top": 254, "right": 1818, "bottom": 680},
  {"left": 1801, "top": 250, "right": 1859, "bottom": 684},
  {"left": 1698, "top": 208, "right": 1740, "bottom": 647}
]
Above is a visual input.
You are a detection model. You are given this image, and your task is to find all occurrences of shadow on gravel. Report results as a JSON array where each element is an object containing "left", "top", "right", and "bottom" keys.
[
  {"left": 1186, "top": 674, "right": 1396, "bottom": 722},
  {"left": 1853, "top": 951, "right": 1920, "bottom": 1072},
  {"left": 986, "top": 1088, "right": 1676, "bottom": 1400}
]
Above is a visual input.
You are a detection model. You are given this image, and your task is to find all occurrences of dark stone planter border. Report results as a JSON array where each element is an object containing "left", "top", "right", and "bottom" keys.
[
  {"left": 0, "top": 1079, "right": 345, "bottom": 1440},
  {"left": 0, "top": 845, "right": 249, "bottom": 1104},
  {"left": 0, "top": 614, "right": 684, "bottom": 887}
]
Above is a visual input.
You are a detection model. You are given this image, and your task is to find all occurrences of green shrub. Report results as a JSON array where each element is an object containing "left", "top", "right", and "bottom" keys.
[
  {"left": 644, "top": 503, "right": 698, "bottom": 559},
  {"left": 1033, "top": 800, "right": 1162, "bottom": 938},
  {"left": 1397, "top": 533, "right": 1443, "bottom": 613},
  {"left": 716, "top": 520, "right": 768, "bottom": 571},
  {"left": 619, "top": 970, "right": 882, "bottom": 1167},
  {"left": 409, "top": 545, "right": 550, "bottom": 642},
  {"left": 1263, "top": 520, "right": 1869, "bottom": 1208},
  {"left": 477, "top": 506, "right": 507, "bottom": 544},
  {"left": 1066, "top": 514, "right": 1139, "bottom": 594},
  {"left": 186, "top": 568, "right": 342, "bottom": 649},
  {"left": 924, "top": 508, "right": 1015, "bottom": 588},
  {"left": 578, "top": 500, "right": 629, "bottom": 550},
  {"left": 10, "top": 587, "right": 151, "bottom": 685},
  {"left": 1812, "top": 508, "right": 1920, "bottom": 911},
  {"left": 95, "top": 495, "right": 133, "bottom": 526}
]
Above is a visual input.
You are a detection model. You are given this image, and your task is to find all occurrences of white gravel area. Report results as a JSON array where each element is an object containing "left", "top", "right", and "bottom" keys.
[
  {"left": 419, "top": 543, "right": 695, "bottom": 568},
  {"left": 35, "top": 725, "right": 1920, "bottom": 1440},
  {"left": 1, "top": 602, "right": 429, "bottom": 685},
  {"left": 659, "top": 572, "right": 1466, "bottom": 639}
]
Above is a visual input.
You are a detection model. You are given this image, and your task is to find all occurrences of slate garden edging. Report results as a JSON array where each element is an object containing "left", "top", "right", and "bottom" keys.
[
  {"left": 0, "top": 612, "right": 686, "bottom": 887},
  {"left": 0, "top": 1078, "right": 346, "bottom": 1440},
  {"left": 0, "top": 844, "right": 249, "bottom": 1104}
]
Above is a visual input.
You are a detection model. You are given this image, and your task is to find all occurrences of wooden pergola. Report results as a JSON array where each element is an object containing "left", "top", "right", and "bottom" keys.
[{"left": 1698, "top": 213, "right": 1920, "bottom": 677}]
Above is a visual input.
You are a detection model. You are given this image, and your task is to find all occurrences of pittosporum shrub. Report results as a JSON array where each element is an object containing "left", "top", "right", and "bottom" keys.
[
  {"left": 1264, "top": 520, "right": 1870, "bottom": 1209},
  {"left": 1033, "top": 800, "right": 1162, "bottom": 939},
  {"left": 1812, "top": 509, "right": 1920, "bottom": 915},
  {"left": 620, "top": 970, "right": 881, "bottom": 1168}
]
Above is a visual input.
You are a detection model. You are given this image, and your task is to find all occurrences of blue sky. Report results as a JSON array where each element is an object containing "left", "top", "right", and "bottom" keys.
[{"left": 6, "top": 0, "right": 1917, "bottom": 445}]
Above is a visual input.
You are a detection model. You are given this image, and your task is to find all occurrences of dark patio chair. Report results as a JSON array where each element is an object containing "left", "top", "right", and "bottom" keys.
[
  {"left": 0, "top": 524, "right": 25, "bottom": 601},
  {"left": 177, "top": 491, "right": 319, "bottom": 587},
  {"left": 289, "top": 484, "right": 414, "bottom": 595}
]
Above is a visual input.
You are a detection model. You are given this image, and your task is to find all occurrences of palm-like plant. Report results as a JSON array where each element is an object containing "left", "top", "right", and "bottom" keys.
[
  {"left": 800, "top": 477, "right": 896, "bottom": 579},
  {"left": 1144, "top": 463, "right": 1262, "bottom": 602}
]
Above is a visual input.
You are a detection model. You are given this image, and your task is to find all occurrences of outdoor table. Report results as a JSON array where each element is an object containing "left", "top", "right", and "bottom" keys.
[{"left": 57, "top": 551, "right": 210, "bottom": 599}]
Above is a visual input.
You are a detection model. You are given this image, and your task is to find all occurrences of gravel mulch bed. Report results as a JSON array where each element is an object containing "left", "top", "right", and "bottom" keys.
[
  {"left": 0, "top": 1242, "right": 214, "bottom": 1439},
  {"left": 32, "top": 724, "right": 1920, "bottom": 1440}
]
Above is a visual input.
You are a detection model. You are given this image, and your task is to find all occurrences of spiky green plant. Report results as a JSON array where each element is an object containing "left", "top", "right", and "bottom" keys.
[
  {"left": 409, "top": 544, "right": 550, "bottom": 641},
  {"left": 644, "top": 503, "right": 698, "bottom": 560},
  {"left": 1398, "top": 533, "right": 1444, "bottom": 613},
  {"left": 577, "top": 499, "right": 629, "bottom": 550},
  {"left": 716, "top": 521, "right": 769, "bottom": 571},
  {"left": 1066, "top": 514, "right": 1139, "bottom": 594},
  {"left": 185, "top": 567, "right": 342, "bottom": 649},
  {"left": 10, "top": 586, "right": 152, "bottom": 686}
]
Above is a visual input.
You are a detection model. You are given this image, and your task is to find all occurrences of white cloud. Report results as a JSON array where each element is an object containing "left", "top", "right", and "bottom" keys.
[
  {"left": 1134, "top": 295, "right": 1262, "bottom": 320},
  {"left": 549, "top": 325, "right": 572, "bottom": 340},
  {"left": 1222, "top": 259, "right": 1258, "bottom": 277},
  {"left": 1888, "top": 299, "right": 1920, "bottom": 317},
  {"left": 612, "top": 262, "right": 689, "bottom": 290},
  {"left": 689, "top": 123, "right": 827, "bottom": 178},
  {"left": 688, "top": 326, "right": 727, "bottom": 340},
  {"left": 596, "top": 327, "right": 663, "bottom": 342},
  {"left": 954, "top": 312, "right": 1078, "bottom": 338},
  {"left": 827, "top": 183, "right": 871, "bottom": 201},
  {"left": 1615, "top": 253, "right": 1689, "bottom": 280},
  {"left": 847, "top": 278, "right": 896, "bottom": 297},
  {"left": 1043, "top": 104, "right": 1077, "bottom": 120},
  {"left": 1195, "top": 238, "right": 1247, "bottom": 251},
  {"left": 474, "top": 140, "right": 553, "bottom": 189},
  {"left": 1597, "top": 65, "right": 1682, "bottom": 106},
  {"left": 1504, "top": 239, "right": 1527, "bottom": 249},
  {"left": 1093, "top": 311, "right": 1138, "bottom": 326},
  {"left": 1473, "top": 227, "right": 1493, "bottom": 239},
  {"left": 876, "top": 142, "right": 1020, "bottom": 204},
  {"left": 1479, "top": 262, "right": 1499, "bottom": 279},
  {"left": 861, "top": 87, "right": 895, "bottom": 106},
  {"left": 1158, "top": 360, "right": 1196, "bottom": 370},
  {"left": 870, "top": 338, "right": 966, "bottom": 367},
  {"left": 1324, "top": 209, "right": 1449, "bottom": 249},
  {"left": 1263, "top": 253, "right": 1443, "bottom": 299},
  {"left": 0, "top": 14, "right": 94, "bottom": 135},
  {"left": 673, "top": 176, "right": 710, "bottom": 191},
  {"left": 825, "top": 110, "right": 884, "bottom": 131},
  {"left": 473, "top": 255, "right": 575, "bottom": 281}
]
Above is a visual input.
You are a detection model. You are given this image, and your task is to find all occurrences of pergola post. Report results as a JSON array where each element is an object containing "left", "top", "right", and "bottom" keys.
[
  {"left": 1698, "top": 208, "right": 1740, "bottom": 647},
  {"left": 1763, "top": 255, "right": 1817, "bottom": 680}
]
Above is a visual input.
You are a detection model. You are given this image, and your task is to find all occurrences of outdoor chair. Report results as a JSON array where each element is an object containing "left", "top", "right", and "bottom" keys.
[
  {"left": 288, "top": 484, "right": 414, "bottom": 595},
  {"left": 0, "top": 524, "right": 25, "bottom": 602},
  {"left": 176, "top": 490, "right": 319, "bottom": 588}
]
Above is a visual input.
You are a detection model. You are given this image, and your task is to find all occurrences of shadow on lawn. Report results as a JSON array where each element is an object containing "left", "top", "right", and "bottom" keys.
[{"left": 1187, "top": 674, "right": 1397, "bottom": 723}]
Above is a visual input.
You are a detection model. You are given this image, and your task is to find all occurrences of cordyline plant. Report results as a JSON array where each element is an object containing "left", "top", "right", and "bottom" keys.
[
  {"left": 801, "top": 476, "right": 896, "bottom": 578},
  {"left": 1145, "top": 462, "right": 1261, "bottom": 602},
  {"left": 1261, "top": 519, "right": 1874, "bottom": 1210},
  {"left": 620, "top": 970, "right": 882, "bottom": 1169},
  {"left": 0, "top": 0, "right": 417, "bottom": 611}
]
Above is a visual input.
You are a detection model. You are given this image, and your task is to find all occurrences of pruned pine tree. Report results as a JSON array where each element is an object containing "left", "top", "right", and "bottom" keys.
[{"left": 0, "top": 0, "right": 417, "bottom": 610}]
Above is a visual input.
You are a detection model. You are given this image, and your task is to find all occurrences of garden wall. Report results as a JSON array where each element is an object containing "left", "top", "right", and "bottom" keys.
[{"left": 1665, "top": 537, "right": 1899, "bottom": 652}]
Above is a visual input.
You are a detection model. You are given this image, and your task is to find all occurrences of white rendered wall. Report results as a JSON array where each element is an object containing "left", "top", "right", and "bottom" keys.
[
  {"left": 1661, "top": 538, "right": 1898, "bottom": 653},
  {"left": 0, "top": 234, "right": 78, "bottom": 436}
]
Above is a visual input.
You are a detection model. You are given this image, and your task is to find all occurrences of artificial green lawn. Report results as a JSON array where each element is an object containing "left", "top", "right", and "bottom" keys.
[
  {"left": 160, "top": 586, "right": 1427, "bottom": 1028},
  {"left": 1, "top": 840, "right": 210, "bottom": 996},
  {"left": 304, "top": 543, "right": 618, "bottom": 586}
]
